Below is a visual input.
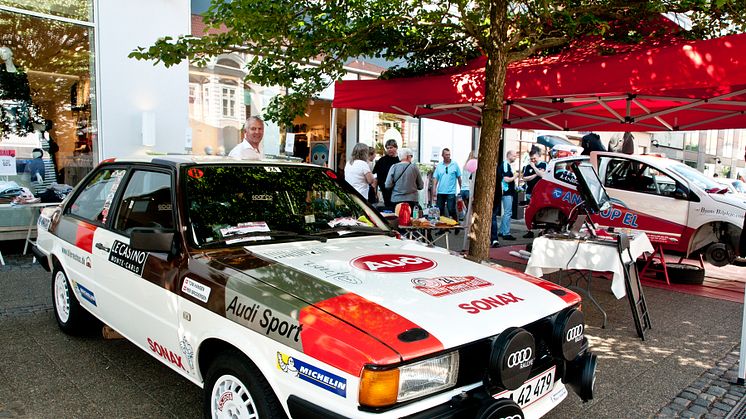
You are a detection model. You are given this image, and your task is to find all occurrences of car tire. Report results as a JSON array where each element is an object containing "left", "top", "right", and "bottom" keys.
[
  {"left": 51, "top": 267, "right": 100, "bottom": 335},
  {"left": 656, "top": 263, "right": 705, "bottom": 285},
  {"left": 203, "top": 350, "right": 286, "bottom": 419}
]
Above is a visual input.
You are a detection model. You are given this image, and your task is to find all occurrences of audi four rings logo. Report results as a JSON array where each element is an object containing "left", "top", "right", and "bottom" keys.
[
  {"left": 506, "top": 348, "right": 533, "bottom": 368},
  {"left": 566, "top": 325, "right": 584, "bottom": 342},
  {"left": 499, "top": 415, "right": 522, "bottom": 419}
]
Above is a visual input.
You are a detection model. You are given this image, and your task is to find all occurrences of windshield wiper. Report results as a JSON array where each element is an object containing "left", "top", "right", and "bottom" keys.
[
  {"left": 206, "top": 230, "right": 327, "bottom": 247},
  {"left": 312, "top": 225, "right": 397, "bottom": 237}
]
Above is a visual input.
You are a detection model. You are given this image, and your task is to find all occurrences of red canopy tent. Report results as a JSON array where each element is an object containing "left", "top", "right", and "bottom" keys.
[{"left": 333, "top": 32, "right": 746, "bottom": 132}]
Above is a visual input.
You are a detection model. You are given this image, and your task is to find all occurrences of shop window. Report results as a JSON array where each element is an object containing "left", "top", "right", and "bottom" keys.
[
  {"left": 0, "top": 9, "right": 97, "bottom": 196},
  {"left": 0, "top": 1, "right": 93, "bottom": 22}
]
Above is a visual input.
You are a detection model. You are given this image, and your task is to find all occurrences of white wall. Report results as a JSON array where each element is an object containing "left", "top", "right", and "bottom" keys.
[{"left": 96, "top": 0, "right": 190, "bottom": 158}]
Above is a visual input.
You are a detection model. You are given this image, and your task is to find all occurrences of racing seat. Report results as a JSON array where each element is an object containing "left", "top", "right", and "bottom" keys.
[{"left": 617, "top": 233, "right": 652, "bottom": 340}]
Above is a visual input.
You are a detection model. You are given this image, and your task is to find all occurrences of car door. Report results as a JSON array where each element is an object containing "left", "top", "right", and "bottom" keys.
[
  {"left": 595, "top": 155, "right": 687, "bottom": 244},
  {"left": 53, "top": 167, "right": 130, "bottom": 317},
  {"left": 89, "top": 167, "right": 188, "bottom": 375}
]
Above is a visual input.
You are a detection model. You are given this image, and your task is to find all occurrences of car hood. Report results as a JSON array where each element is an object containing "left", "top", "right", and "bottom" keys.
[
  {"left": 212, "top": 236, "right": 576, "bottom": 357},
  {"left": 709, "top": 192, "right": 746, "bottom": 210}
]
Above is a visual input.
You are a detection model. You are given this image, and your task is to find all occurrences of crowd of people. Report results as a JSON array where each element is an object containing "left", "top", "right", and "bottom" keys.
[{"left": 224, "top": 117, "right": 642, "bottom": 250}]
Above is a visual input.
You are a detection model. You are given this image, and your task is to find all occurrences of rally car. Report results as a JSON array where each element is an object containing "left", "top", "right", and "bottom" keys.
[
  {"left": 526, "top": 152, "right": 746, "bottom": 267},
  {"left": 34, "top": 156, "right": 596, "bottom": 418}
]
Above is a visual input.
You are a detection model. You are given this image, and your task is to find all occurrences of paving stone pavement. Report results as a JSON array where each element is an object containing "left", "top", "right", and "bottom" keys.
[{"left": 655, "top": 347, "right": 746, "bottom": 419}]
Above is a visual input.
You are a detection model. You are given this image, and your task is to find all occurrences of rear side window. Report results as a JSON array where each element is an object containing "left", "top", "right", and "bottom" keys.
[
  {"left": 113, "top": 170, "right": 174, "bottom": 235},
  {"left": 68, "top": 168, "right": 127, "bottom": 223}
]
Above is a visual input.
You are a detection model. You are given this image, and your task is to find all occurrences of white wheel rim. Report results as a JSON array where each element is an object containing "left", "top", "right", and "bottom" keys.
[
  {"left": 211, "top": 374, "right": 258, "bottom": 419},
  {"left": 54, "top": 271, "right": 71, "bottom": 323}
]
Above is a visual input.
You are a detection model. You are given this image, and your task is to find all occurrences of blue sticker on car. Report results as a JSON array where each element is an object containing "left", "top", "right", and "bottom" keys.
[
  {"left": 277, "top": 352, "right": 346, "bottom": 397},
  {"left": 77, "top": 283, "right": 97, "bottom": 306}
]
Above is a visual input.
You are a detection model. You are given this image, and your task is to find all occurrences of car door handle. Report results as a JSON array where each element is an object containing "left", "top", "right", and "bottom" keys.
[{"left": 95, "top": 243, "right": 110, "bottom": 252}]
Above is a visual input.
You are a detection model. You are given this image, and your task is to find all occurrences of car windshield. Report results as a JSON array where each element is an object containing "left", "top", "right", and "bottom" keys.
[
  {"left": 184, "top": 164, "right": 390, "bottom": 247},
  {"left": 668, "top": 162, "right": 721, "bottom": 191},
  {"left": 733, "top": 180, "right": 746, "bottom": 193}
]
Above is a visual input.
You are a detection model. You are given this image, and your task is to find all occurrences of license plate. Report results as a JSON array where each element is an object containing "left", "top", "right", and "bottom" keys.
[{"left": 493, "top": 366, "right": 555, "bottom": 409}]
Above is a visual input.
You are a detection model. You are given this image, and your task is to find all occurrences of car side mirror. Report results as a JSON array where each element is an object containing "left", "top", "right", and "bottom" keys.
[{"left": 130, "top": 228, "right": 175, "bottom": 253}]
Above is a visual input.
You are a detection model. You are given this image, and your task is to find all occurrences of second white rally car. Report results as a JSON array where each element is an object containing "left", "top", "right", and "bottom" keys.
[{"left": 34, "top": 156, "right": 596, "bottom": 418}]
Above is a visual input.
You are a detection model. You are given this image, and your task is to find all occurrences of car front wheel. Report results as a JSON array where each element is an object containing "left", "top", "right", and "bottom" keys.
[
  {"left": 204, "top": 351, "right": 286, "bottom": 419},
  {"left": 52, "top": 267, "right": 99, "bottom": 335}
]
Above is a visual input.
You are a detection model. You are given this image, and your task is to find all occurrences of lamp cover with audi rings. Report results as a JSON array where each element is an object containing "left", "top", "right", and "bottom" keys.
[
  {"left": 488, "top": 327, "right": 536, "bottom": 390},
  {"left": 552, "top": 307, "right": 586, "bottom": 361}
]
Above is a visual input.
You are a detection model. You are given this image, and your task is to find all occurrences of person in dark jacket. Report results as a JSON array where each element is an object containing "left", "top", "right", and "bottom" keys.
[
  {"left": 581, "top": 132, "right": 606, "bottom": 155},
  {"left": 372, "top": 139, "right": 400, "bottom": 209}
]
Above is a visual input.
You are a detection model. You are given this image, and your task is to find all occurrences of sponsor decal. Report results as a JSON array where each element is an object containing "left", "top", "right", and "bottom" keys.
[
  {"left": 108, "top": 240, "right": 148, "bottom": 276},
  {"left": 412, "top": 276, "right": 492, "bottom": 297},
  {"left": 225, "top": 294, "right": 303, "bottom": 350},
  {"left": 694, "top": 206, "right": 745, "bottom": 220},
  {"left": 179, "top": 336, "right": 195, "bottom": 372},
  {"left": 507, "top": 347, "right": 533, "bottom": 369},
  {"left": 258, "top": 247, "right": 332, "bottom": 259},
  {"left": 552, "top": 188, "right": 582, "bottom": 205},
  {"left": 187, "top": 168, "right": 204, "bottom": 178},
  {"left": 550, "top": 386, "right": 568, "bottom": 403},
  {"left": 598, "top": 208, "right": 638, "bottom": 227},
  {"left": 350, "top": 254, "right": 437, "bottom": 273},
  {"left": 458, "top": 292, "right": 525, "bottom": 314},
  {"left": 147, "top": 338, "right": 187, "bottom": 371},
  {"left": 277, "top": 352, "right": 346, "bottom": 397},
  {"left": 181, "top": 278, "right": 211, "bottom": 303},
  {"left": 264, "top": 167, "right": 282, "bottom": 173},
  {"left": 566, "top": 324, "right": 584, "bottom": 343},
  {"left": 37, "top": 215, "right": 51, "bottom": 231},
  {"left": 302, "top": 261, "right": 362, "bottom": 285},
  {"left": 76, "top": 283, "right": 97, "bottom": 306},
  {"left": 61, "top": 247, "right": 91, "bottom": 269},
  {"left": 217, "top": 392, "right": 233, "bottom": 411}
]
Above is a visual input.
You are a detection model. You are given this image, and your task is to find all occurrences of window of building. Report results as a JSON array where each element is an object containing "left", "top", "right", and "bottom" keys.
[{"left": 222, "top": 86, "right": 236, "bottom": 118}]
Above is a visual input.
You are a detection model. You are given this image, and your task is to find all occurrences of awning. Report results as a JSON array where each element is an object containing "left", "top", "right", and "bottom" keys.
[{"left": 334, "top": 31, "right": 746, "bottom": 132}]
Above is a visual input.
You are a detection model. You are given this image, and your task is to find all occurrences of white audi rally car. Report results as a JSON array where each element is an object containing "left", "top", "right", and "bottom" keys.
[{"left": 34, "top": 156, "right": 596, "bottom": 419}]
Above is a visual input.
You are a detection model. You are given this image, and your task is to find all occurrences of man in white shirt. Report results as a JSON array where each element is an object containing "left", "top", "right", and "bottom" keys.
[{"left": 228, "top": 116, "right": 265, "bottom": 160}]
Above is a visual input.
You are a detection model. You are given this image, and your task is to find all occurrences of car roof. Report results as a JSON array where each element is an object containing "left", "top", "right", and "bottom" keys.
[
  {"left": 101, "top": 154, "right": 315, "bottom": 168},
  {"left": 590, "top": 151, "right": 682, "bottom": 168}
]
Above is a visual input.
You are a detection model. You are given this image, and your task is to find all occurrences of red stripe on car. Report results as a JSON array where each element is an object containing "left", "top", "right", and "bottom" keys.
[
  {"left": 493, "top": 266, "right": 582, "bottom": 306},
  {"left": 75, "top": 222, "right": 97, "bottom": 253},
  {"left": 299, "top": 305, "right": 400, "bottom": 376},
  {"left": 303, "top": 293, "right": 445, "bottom": 374}
]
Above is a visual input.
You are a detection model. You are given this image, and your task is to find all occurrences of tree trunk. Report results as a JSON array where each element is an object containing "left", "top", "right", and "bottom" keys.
[{"left": 467, "top": 0, "right": 509, "bottom": 261}]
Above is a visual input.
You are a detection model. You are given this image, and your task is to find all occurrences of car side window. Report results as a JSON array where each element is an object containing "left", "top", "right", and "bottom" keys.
[
  {"left": 553, "top": 162, "right": 577, "bottom": 185},
  {"left": 602, "top": 158, "right": 680, "bottom": 197},
  {"left": 68, "top": 168, "right": 127, "bottom": 224},
  {"left": 113, "top": 170, "right": 174, "bottom": 235}
]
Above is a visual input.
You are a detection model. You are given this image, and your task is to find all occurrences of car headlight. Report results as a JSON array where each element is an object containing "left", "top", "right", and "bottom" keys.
[{"left": 359, "top": 351, "right": 459, "bottom": 408}]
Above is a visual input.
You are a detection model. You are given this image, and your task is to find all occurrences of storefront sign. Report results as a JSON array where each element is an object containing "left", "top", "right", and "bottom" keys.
[{"left": 0, "top": 149, "right": 15, "bottom": 176}]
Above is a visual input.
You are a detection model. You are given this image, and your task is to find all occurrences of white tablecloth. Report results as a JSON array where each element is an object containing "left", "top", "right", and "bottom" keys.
[{"left": 525, "top": 233, "right": 654, "bottom": 299}]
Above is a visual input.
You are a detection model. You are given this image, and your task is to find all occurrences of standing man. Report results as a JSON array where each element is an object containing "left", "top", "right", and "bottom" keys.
[
  {"left": 520, "top": 148, "right": 546, "bottom": 238},
  {"left": 431, "top": 148, "right": 462, "bottom": 219},
  {"left": 372, "top": 139, "right": 400, "bottom": 210},
  {"left": 229, "top": 116, "right": 265, "bottom": 160},
  {"left": 498, "top": 150, "right": 518, "bottom": 241}
]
